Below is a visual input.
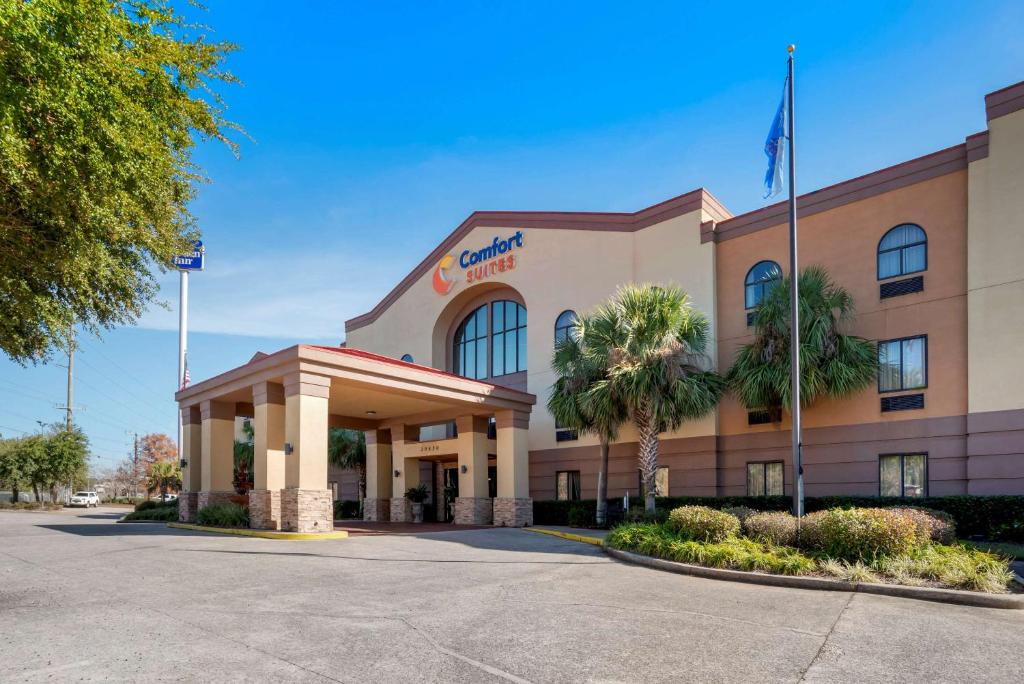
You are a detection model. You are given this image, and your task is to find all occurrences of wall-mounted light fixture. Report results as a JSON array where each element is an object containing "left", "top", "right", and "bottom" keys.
[
  {"left": 180, "top": 459, "right": 188, "bottom": 468},
  {"left": 284, "top": 443, "right": 294, "bottom": 455},
  {"left": 460, "top": 465, "right": 468, "bottom": 474},
  {"left": 394, "top": 469, "right": 401, "bottom": 477}
]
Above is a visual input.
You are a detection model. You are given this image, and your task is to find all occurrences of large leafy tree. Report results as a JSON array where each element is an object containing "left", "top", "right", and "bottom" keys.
[
  {"left": 0, "top": 0, "right": 241, "bottom": 362},
  {"left": 328, "top": 429, "right": 366, "bottom": 502},
  {"left": 581, "top": 284, "right": 725, "bottom": 513},
  {"left": 139, "top": 433, "right": 177, "bottom": 469},
  {"left": 548, "top": 326, "right": 627, "bottom": 527},
  {"left": 727, "top": 265, "right": 877, "bottom": 412}
]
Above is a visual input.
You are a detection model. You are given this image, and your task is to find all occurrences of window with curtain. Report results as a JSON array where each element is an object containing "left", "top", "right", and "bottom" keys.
[
  {"left": 878, "top": 336, "right": 927, "bottom": 392},
  {"left": 491, "top": 300, "right": 527, "bottom": 377},
  {"left": 554, "top": 310, "right": 579, "bottom": 345},
  {"left": 744, "top": 261, "right": 783, "bottom": 309},
  {"left": 878, "top": 224, "right": 927, "bottom": 279},
  {"left": 556, "top": 471, "right": 581, "bottom": 501},
  {"left": 747, "top": 462, "right": 784, "bottom": 496},
  {"left": 453, "top": 305, "right": 489, "bottom": 380},
  {"left": 880, "top": 454, "right": 927, "bottom": 497}
]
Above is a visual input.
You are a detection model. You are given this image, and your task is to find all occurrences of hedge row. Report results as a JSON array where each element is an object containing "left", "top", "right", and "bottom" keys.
[{"left": 535, "top": 495, "right": 1024, "bottom": 538}]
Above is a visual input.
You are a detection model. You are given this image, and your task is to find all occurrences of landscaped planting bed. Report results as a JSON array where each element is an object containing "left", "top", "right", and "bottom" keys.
[
  {"left": 605, "top": 505, "right": 1015, "bottom": 593},
  {"left": 121, "top": 499, "right": 179, "bottom": 522}
]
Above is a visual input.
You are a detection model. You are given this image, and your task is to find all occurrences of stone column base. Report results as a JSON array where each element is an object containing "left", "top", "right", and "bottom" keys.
[
  {"left": 279, "top": 489, "right": 333, "bottom": 533},
  {"left": 248, "top": 489, "right": 282, "bottom": 530},
  {"left": 178, "top": 492, "right": 199, "bottom": 523},
  {"left": 454, "top": 497, "right": 493, "bottom": 525},
  {"left": 196, "top": 491, "right": 236, "bottom": 512},
  {"left": 390, "top": 498, "right": 412, "bottom": 523},
  {"left": 364, "top": 497, "right": 390, "bottom": 521},
  {"left": 493, "top": 497, "right": 533, "bottom": 527}
]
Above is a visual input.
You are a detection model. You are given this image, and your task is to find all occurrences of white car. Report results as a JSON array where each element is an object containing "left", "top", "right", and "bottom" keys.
[{"left": 69, "top": 491, "right": 99, "bottom": 507}]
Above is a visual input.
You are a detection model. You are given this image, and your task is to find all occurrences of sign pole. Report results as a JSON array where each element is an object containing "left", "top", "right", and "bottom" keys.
[
  {"left": 786, "top": 45, "right": 804, "bottom": 520},
  {"left": 177, "top": 268, "right": 188, "bottom": 456}
]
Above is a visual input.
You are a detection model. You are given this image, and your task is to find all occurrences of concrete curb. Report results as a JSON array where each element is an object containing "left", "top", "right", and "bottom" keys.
[
  {"left": 523, "top": 527, "right": 605, "bottom": 546},
  {"left": 168, "top": 522, "right": 349, "bottom": 540},
  {"left": 604, "top": 547, "right": 1024, "bottom": 610},
  {"left": 116, "top": 518, "right": 172, "bottom": 524}
]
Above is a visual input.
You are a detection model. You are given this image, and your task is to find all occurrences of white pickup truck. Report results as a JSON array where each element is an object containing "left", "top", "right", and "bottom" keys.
[{"left": 69, "top": 491, "right": 99, "bottom": 507}]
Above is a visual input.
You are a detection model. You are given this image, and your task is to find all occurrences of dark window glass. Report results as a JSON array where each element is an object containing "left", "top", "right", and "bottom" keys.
[
  {"left": 879, "top": 454, "right": 927, "bottom": 497},
  {"left": 554, "top": 310, "right": 579, "bottom": 345},
  {"left": 400, "top": 354, "right": 414, "bottom": 363},
  {"left": 878, "top": 336, "right": 927, "bottom": 392},
  {"left": 744, "top": 261, "right": 783, "bottom": 309},
  {"left": 878, "top": 224, "right": 927, "bottom": 279},
  {"left": 491, "top": 300, "right": 527, "bottom": 377},
  {"left": 556, "top": 471, "right": 581, "bottom": 501},
  {"left": 747, "top": 462, "right": 784, "bottom": 496},
  {"left": 453, "top": 305, "right": 489, "bottom": 380}
]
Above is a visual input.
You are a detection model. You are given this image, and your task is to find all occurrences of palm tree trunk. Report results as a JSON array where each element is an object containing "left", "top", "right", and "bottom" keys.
[
  {"left": 596, "top": 436, "right": 610, "bottom": 527},
  {"left": 636, "top": 401, "right": 659, "bottom": 514}
]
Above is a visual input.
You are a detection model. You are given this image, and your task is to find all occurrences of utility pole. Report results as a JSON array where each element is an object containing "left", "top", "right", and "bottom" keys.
[
  {"left": 132, "top": 432, "right": 139, "bottom": 502},
  {"left": 66, "top": 328, "right": 74, "bottom": 431}
]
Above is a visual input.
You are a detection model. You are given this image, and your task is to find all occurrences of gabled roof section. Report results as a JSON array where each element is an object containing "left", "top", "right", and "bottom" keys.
[{"left": 345, "top": 188, "right": 730, "bottom": 333}]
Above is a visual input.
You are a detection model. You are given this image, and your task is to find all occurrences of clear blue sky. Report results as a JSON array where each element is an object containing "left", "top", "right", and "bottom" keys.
[{"left": 1, "top": 0, "right": 1021, "bottom": 471}]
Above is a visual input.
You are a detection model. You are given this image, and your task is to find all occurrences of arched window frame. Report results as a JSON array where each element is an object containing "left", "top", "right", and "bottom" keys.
[
  {"left": 877, "top": 223, "right": 927, "bottom": 280},
  {"left": 452, "top": 305, "right": 489, "bottom": 380},
  {"left": 554, "top": 310, "right": 578, "bottom": 345},
  {"left": 400, "top": 354, "right": 414, "bottom": 363},
  {"left": 744, "top": 260, "right": 783, "bottom": 310}
]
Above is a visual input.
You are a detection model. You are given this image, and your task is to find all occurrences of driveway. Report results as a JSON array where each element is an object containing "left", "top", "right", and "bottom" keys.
[{"left": 0, "top": 507, "right": 1020, "bottom": 682}]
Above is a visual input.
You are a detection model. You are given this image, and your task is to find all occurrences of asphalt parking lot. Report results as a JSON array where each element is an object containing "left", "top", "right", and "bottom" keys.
[{"left": 1, "top": 507, "right": 1021, "bottom": 683}]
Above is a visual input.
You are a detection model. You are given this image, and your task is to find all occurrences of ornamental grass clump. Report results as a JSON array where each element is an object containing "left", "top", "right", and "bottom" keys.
[
  {"left": 744, "top": 511, "right": 798, "bottom": 547},
  {"left": 666, "top": 506, "right": 740, "bottom": 542},
  {"left": 799, "top": 508, "right": 920, "bottom": 562}
]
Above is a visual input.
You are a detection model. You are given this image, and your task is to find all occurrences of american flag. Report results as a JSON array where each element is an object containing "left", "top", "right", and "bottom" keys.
[{"left": 181, "top": 356, "right": 191, "bottom": 390}]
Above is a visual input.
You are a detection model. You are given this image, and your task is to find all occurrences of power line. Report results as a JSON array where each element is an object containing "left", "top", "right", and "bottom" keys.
[
  {"left": 82, "top": 343, "right": 170, "bottom": 399},
  {"left": 76, "top": 354, "right": 173, "bottom": 418}
]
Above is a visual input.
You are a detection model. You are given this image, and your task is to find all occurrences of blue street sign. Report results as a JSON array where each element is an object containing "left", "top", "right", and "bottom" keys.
[{"left": 172, "top": 240, "right": 205, "bottom": 271}]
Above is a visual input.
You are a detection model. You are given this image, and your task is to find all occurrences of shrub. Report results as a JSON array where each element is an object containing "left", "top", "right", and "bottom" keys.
[
  {"left": 800, "top": 508, "right": 920, "bottom": 561},
  {"left": 744, "top": 511, "right": 798, "bottom": 547},
  {"left": 890, "top": 507, "right": 956, "bottom": 545},
  {"left": 333, "top": 500, "right": 361, "bottom": 520},
  {"left": 874, "top": 544, "right": 1013, "bottom": 593},
  {"left": 135, "top": 498, "right": 179, "bottom": 513},
  {"left": 723, "top": 506, "right": 757, "bottom": 523},
  {"left": 626, "top": 506, "right": 668, "bottom": 524},
  {"left": 0, "top": 501, "right": 62, "bottom": 511},
  {"left": 666, "top": 506, "right": 740, "bottom": 543},
  {"left": 994, "top": 520, "right": 1024, "bottom": 543},
  {"left": 567, "top": 503, "right": 595, "bottom": 528},
  {"left": 123, "top": 504, "right": 178, "bottom": 522},
  {"left": 196, "top": 503, "right": 249, "bottom": 528}
]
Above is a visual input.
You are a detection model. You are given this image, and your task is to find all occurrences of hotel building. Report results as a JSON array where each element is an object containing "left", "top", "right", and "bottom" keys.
[{"left": 176, "top": 79, "right": 1024, "bottom": 532}]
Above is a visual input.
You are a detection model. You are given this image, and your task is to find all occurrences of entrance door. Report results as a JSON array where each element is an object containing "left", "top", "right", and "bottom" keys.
[{"left": 442, "top": 466, "right": 459, "bottom": 522}]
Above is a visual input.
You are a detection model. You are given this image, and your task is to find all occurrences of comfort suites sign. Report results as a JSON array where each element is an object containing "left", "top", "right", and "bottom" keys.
[{"left": 432, "top": 230, "right": 524, "bottom": 295}]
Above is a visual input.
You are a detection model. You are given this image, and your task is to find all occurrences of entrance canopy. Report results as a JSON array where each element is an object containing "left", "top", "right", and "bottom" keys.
[{"left": 174, "top": 345, "right": 536, "bottom": 532}]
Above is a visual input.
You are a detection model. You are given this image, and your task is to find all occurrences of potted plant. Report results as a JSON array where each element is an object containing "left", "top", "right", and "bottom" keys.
[{"left": 405, "top": 484, "right": 429, "bottom": 523}]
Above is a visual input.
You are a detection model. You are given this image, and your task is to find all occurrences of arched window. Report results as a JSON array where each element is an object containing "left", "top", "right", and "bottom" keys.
[
  {"left": 452, "top": 300, "right": 528, "bottom": 380},
  {"left": 453, "top": 305, "right": 488, "bottom": 380},
  {"left": 878, "top": 224, "right": 926, "bottom": 279},
  {"left": 744, "top": 261, "right": 782, "bottom": 309},
  {"left": 554, "top": 310, "right": 578, "bottom": 345},
  {"left": 491, "top": 300, "right": 527, "bottom": 377},
  {"left": 400, "top": 354, "right": 414, "bottom": 363}
]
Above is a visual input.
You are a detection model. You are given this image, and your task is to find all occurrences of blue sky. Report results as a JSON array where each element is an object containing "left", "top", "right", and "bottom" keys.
[{"left": 1, "top": 0, "right": 1022, "bottom": 470}]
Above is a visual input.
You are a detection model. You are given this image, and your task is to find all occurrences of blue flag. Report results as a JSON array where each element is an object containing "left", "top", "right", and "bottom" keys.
[{"left": 763, "top": 76, "right": 789, "bottom": 198}]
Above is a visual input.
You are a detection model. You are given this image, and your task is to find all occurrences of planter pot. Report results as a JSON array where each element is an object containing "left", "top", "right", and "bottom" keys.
[{"left": 411, "top": 503, "right": 424, "bottom": 523}]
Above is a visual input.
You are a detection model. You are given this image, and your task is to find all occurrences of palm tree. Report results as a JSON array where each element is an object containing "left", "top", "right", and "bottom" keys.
[
  {"left": 548, "top": 328, "right": 627, "bottom": 527},
  {"left": 328, "top": 429, "right": 366, "bottom": 503},
  {"left": 581, "top": 284, "right": 726, "bottom": 513},
  {"left": 727, "top": 265, "right": 876, "bottom": 413},
  {"left": 146, "top": 460, "right": 181, "bottom": 501}
]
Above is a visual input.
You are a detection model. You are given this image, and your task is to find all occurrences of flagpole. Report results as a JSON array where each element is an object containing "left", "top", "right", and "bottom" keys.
[
  {"left": 786, "top": 45, "right": 804, "bottom": 519},
  {"left": 177, "top": 268, "right": 188, "bottom": 459}
]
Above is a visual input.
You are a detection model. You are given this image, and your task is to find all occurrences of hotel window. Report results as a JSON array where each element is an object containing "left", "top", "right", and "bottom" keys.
[
  {"left": 556, "top": 470, "right": 581, "bottom": 501},
  {"left": 744, "top": 260, "right": 783, "bottom": 310},
  {"left": 400, "top": 354, "right": 414, "bottom": 363},
  {"left": 554, "top": 310, "right": 579, "bottom": 345},
  {"left": 878, "top": 224, "right": 926, "bottom": 280},
  {"left": 878, "top": 335, "right": 927, "bottom": 392},
  {"left": 880, "top": 454, "right": 927, "bottom": 497},
  {"left": 555, "top": 417, "right": 578, "bottom": 442},
  {"left": 747, "top": 462, "right": 784, "bottom": 496},
  {"left": 453, "top": 305, "right": 489, "bottom": 380},
  {"left": 491, "top": 300, "right": 527, "bottom": 377}
]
